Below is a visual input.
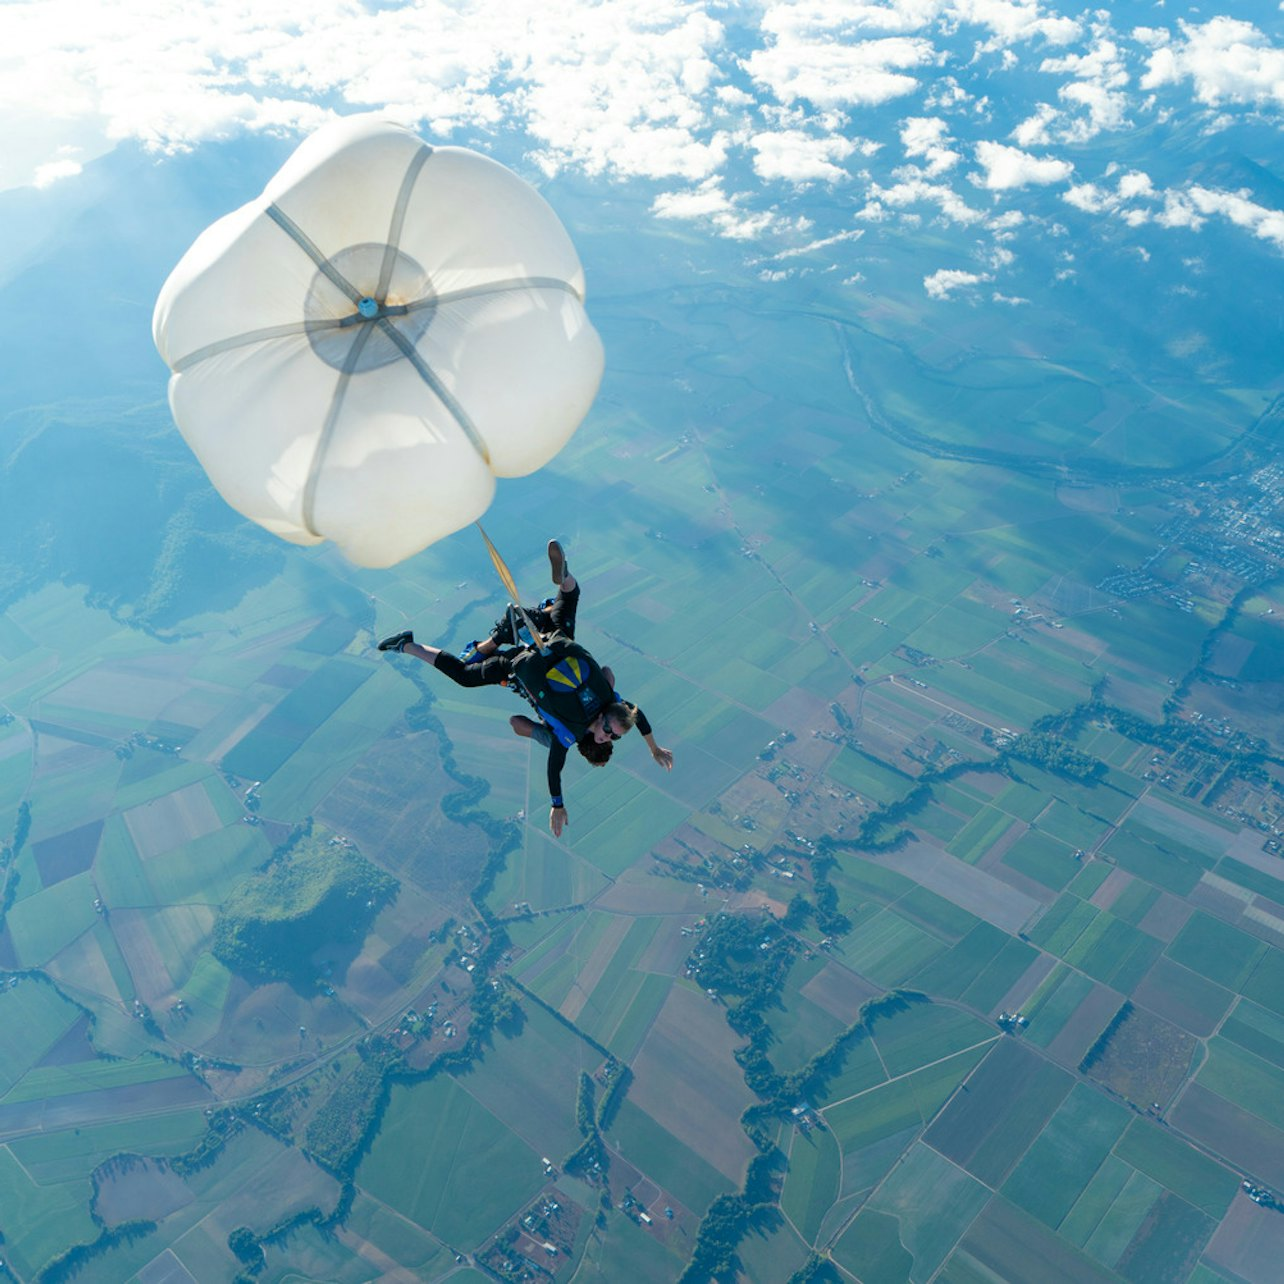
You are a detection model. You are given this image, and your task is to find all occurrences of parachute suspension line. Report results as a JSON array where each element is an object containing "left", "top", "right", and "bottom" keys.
[
  {"left": 301, "top": 324, "right": 375, "bottom": 538},
  {"left": 475, "top": 524, "right": 550, "bottom": 655}
]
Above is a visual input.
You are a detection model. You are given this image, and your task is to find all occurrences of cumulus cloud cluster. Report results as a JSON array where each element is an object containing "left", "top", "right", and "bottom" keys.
[{"left": 3, "top": 0, "right": 1282, "bottom": 297}]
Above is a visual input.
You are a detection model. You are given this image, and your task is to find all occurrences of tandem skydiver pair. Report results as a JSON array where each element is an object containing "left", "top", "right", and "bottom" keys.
[{"left": 379, "top": 540, "right": 673, "bottom": 837}]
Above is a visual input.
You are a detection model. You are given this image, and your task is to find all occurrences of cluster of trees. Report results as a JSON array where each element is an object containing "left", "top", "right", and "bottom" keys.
[
  {"left": 1080, "top": 1001, "right": 1134, "bottom": 1074},
  {"left": 564, "top": 1070, "right": 607, "bottom": 1178},
  {"left": 0, "top": 799, "right": 31, "bottom": 922},
  {"left": 562, "top": 1055, "right": 632, "bottom": 1182},
  {"left": 304, "top": 1051, "right": 392, "bottom": 1173},
  {"left": 1005, "top": 730, "right": 1103, "bottom": 782},
  {"left": 783, "top": 859, "right": 850, "bottom": 938},
  {"left": 34, "top": 1219, "right": 157, "bottom": 1284},
  {"left": 211, "top": 825, "right": 398, "bottom": 986}
]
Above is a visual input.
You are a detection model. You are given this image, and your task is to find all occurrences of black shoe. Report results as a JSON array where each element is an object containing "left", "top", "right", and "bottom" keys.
[
  {"left": 378, "top": 630, "right": 413, "bottom": 653},
  {"left": 548, "top": 540, "right": 568, "bottom": 586}
]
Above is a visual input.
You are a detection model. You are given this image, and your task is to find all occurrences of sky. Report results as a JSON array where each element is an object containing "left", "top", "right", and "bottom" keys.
[{"left": 2, "top": 0, "right": 1282, "bottom": 306}]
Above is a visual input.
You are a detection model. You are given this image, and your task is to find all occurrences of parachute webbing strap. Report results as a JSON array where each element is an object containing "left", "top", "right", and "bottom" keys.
[
  {"left": 476, "top": 524, "right": 549, "bottom": 655},
  {"left": 369, "top": 322, "right": 491, "bottom": 464},
  {"left": 300, "top": 324, "right": 374, "bottom": 539},
  {"left": 266, "top": 203, "right": 364, "bottom": 304},
  {"left": 401, "top": 276, "right": 586, "bottom": 312},
  {"left": 378, "top": 144, "right": 432, "bottom": 304},
  {"left": 170, "top": 317, "right": 331, "bottom": 373},
  {"left": 168, "top": 276, "right": 580, "bottom": 374}
]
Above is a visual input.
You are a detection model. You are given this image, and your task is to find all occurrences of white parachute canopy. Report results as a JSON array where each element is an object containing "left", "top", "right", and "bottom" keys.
[{"left": 153, "top": 115, "right": 604, "bottom": 569}]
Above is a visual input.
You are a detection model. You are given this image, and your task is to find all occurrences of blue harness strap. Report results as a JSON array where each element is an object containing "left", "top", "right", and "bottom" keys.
[{"left": 540, "top": 709, "right": 578, "bottom": 748}]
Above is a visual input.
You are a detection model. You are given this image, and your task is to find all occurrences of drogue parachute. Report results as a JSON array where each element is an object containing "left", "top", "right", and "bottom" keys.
[{"left": 152, "top": 114, "right": 604, "bottom": 569}]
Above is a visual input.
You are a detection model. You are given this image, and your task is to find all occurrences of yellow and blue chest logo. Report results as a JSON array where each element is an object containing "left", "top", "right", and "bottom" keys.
[{"left": 546, "top": 656, "right": 586, "bottom": 690}]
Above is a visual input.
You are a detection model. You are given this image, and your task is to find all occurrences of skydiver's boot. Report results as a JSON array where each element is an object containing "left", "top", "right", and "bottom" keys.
[
  {"left": 458, "top": 639, "right": 485, "bottom": 664},
  {"left": 548, "top": 539, "right": 568, "bottom": 587},
  {"left": 378, "top": 630, "right": 414, "bottom": 653}
]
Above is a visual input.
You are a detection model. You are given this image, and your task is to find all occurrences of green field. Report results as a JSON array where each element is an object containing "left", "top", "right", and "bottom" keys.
[
  {"left": 359, "top": 1075, "right": 545, "bottom": 1250},
  {"left": 834, "top": 1142, "right": 990, "bottom": 1284},
  {"left": 451, "top": 1000, "right": 597, "bottom": 1161},
  {"left": 4, "top": 870, "right": 99, "bottom": 966},
  {"left": 1102, "top": 824, "right": 1207, "bottom": 895},
  {"left": 1220, "top": 999, "right": 1284, "bottom": 1069},
  {"left": 871, "top": 1002, "right": 995, "bottom": 1078},
  {"left": 826, "top": 1041, "right": 992, "bottom": 1159},
  {"left": 1167, "top": 912, "right": 1266, "bottom": 991},
  {"left": 1058, "top": 1155, "right": 1147, "bottom": 1253},
  {"left": 1243, "top": 947, "right": 1284, "bottom": 1016},
  {"left": 925, "top": 1038, "right": 1072, "bottom": 1187},
  {"left": 607, "top": 1099, "right": 732, "bottom": 1216},
  {"left": 947, "top": 805, "right": 1015, "bottom": 865},
  {"left": 814, "top": 1031, "right": 888, "bottom": 1108},
  {"left": 0, "top": 1147, "right": 98, "bottom": 1282},
  {"left": 897, "top": 884, "right": 980, "bottom": 940},
  {"left": 782, "top": 1126, "right": 841, "bottom": 1245},
  {"left": 1027, "top": 894, "right": 1097, "bottom": 958},
  {"left": 1063, "top": 913, "right": 1161, "bottom": 991},
  {"left": 221, "top": 656, "right": 373, "bottom": 781},
  {"left": 839, "top": 910, "right": 949, "bottom": 986},
  {"left": 1196, "top": 1037, "right": 1284, "bottom": 1131},
  {"left": 828, "top": 746, "right": 915, "bottom": 805},
  {"left": 909, "top": 921, "right": 1010, "bottom": 1000},
  {"left": 1023, "top": 967, "right": 1095, "bottom": 1048},
  {"left": 2, "top": 1052, "right": 190, "bottom": 1105},
  {"left": 1113, "top": 1117, "right": 1239, "bottom": 1218},
  {"left": 9, "top": 1110, "right": 209, "bottom": 1184},
  {"left": 1001, "top": 1084, "right": 1130, "bottom": 1228},
  {"left": 766, "top": 989, "right": 847, "bottom": 1075},
  {"left": 1002, "top": 830, "right": 1081, "bottom": 891}
]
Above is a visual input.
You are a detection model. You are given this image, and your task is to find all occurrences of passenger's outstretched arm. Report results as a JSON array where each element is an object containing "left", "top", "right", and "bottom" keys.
[
  {"left": 547, "top": 741, "right": 570, "bottom": 837},
  {"left": 632, "top": 705, "right": 673, "bottom": 771}
]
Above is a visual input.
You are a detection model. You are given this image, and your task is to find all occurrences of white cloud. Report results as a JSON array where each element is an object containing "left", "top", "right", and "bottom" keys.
[
  {"left": 1058, "top": 79, "right": 1127, "bottom": 138},
  {"left": 949, "top": 0, "right": 1080, "bottom": 49},
  {"left": 924, "top": 267, "right": 992, "bottom": 298},
  {"left": 1186, "top": 185, "right": 1284, "bottom": 251},
  {"left": 974, "top": 140, "right": 1072, "bottom": 189},
  {"left": 32, "top": 157, "right": 82, "bottom": 188},
  {"left": 0, "top": 0, "right": 734, "bottom": 188},
  {"left": 0, "top": 0, "right": 1282, "bottom": 279},
  {"left": 862, "top": 176, "right": 984, "bottom": 223},
  {"left": 773, "top": 228, "right": 865, "bottom": 259},
  {"left": 1016, "top": 22, "right": 1131, "bottom": 143},
  {"left": 900, "top": 116, "right": 960, "bottom": 174},
  {"left": 1012, "top": 104, "right": 1058, "bottom": 147},
  {"left": 1117, "top": 171, "right": 1154, "bottom": 200},
  {"left": 745, "top": 34, "right": 936, "bottom": 108},
  {"left": 1156, "top": 190, "right": 1205, "bottom": 231},
  {"left": 651, "top": 179, "right": 787, "bottom": 240},
  {"left": 750, "top": 129, "right": 858, "bottom": 184},
  {"left": 1063, "top": 182, "right": 1109, "bottom": 213},
  {"left": 1063, "top": 169, "right": 1154, "bottom": 216},
  {"left": 1139, "top": 17, "right": 1284, "bottom": 108},
  {"left": 924, "top": 75, "right": 972, "bottom": 109}
]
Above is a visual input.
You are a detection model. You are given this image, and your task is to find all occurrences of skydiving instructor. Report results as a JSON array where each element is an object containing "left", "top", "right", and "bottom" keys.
[{"left": 379, "top": 540, "right": 673, "bottom": 836}]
